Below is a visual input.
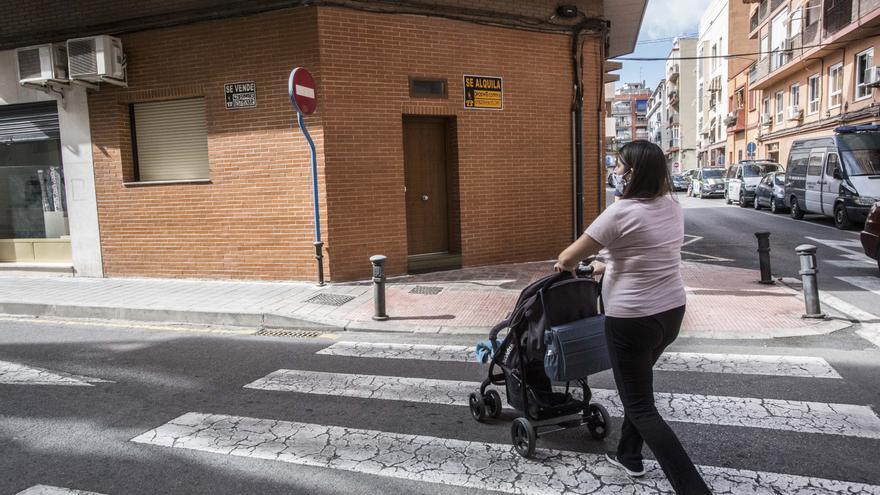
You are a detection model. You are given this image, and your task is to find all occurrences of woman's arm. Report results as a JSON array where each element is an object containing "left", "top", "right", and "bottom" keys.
[{"left": 553, "top": 233, "right": 604, "bottom": 273}]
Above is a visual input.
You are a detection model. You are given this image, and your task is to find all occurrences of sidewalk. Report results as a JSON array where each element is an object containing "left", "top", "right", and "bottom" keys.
[{"left": 0, "top": 261, "right": 851, "bottom": 339}]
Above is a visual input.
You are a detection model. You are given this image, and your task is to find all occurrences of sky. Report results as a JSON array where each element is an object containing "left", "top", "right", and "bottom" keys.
[{"left": 613, "top": 0, "right": 715, "bottom": 92}]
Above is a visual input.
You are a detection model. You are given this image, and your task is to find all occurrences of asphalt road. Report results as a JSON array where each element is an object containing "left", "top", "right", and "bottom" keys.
[{"left": 1, "top": 315, "right": 879, "bottom": 494}]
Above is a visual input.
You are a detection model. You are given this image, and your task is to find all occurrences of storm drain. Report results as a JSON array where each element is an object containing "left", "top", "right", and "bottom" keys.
[
  {"left": 255, "top": 329, "right": 323, "bottom": 338},
  {"left": 304, "top": 293, "right": 354, "bottom": 306},
  {"left": 409, "top": 286, "right": 444, "bottom": 295}
]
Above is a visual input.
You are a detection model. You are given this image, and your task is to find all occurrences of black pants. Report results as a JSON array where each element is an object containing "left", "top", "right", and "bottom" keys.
[{"left": 605, "top": 305, "right": 712, "bottom": 495}]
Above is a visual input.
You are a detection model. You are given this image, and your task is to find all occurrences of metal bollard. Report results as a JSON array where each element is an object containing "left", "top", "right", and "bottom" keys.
[
  {"left": 755, "top": 232, "right": 773, "bottom": 284},
  {"left": 370, "top": 255, "right": 389, "bottom": 321},
  {"left": 796, "top": 244, "right": 825, "bottom": 319}
]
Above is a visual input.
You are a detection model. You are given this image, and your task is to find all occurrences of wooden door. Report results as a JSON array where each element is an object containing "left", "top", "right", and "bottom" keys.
[{"left": 403, "top": 118, "right": 449, "bottom": 256}]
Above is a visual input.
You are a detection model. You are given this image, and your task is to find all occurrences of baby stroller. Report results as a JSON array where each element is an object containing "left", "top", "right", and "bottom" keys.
[{"left": 469, "top": 263, "right": 611, "bottom": 458}]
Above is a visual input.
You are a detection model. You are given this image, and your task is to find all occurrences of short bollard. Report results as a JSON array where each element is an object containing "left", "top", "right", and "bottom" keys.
[
  {"left": 796, "top": 244, "right": 825, "bottom": 319},
  {"left": 755, "top": 232, "right": 773, "bottom": 284},
  {"left": 370, "top": 255, "right": 389, "bottom": 321}
]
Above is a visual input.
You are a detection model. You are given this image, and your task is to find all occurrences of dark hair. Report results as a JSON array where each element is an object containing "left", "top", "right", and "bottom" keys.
[{"left": 618, "top": 140, "right": 672, "bottom": 200}]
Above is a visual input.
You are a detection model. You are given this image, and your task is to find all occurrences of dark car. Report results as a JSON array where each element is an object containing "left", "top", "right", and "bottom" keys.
[
  {"left": 752, "top": 172, "right": 787, "bottom": 213},
  {"left": 671, "top": 173, "right": 689, "bottom": 191},
  {"left": 860, "top": 201, "right": 880, "bottom": 271}
]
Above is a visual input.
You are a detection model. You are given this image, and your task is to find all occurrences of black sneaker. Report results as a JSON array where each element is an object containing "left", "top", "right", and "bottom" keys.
[{"left": 605, "top": 453, "right": 646, "bottom": 477}]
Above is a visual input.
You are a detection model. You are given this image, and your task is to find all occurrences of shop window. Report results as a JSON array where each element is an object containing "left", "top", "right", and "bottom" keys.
[
  {"left": 409, "top": 78, "right": 447, "bottom": 99},
  {"left": 130, "top": 98, "right": 209, "bottom": 182},
  {"left": 0, "top": 139, "right": 67, "bottom": 240}
]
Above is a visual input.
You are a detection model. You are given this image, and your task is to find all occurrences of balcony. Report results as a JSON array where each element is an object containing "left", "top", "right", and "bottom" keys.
[
  {"left": 667, "top": 64, "right": 680, "bottom": 82},
  {"left": 668, "top": 137, "right": 680, "bottom": 149},
  {"left": 725, "top": 109, "right": 746, "bottom": 134},
  {"left": 668, "top": 90, "right": 679, "bottom": 105},
  {"left": 748, "top": 57, "right": 770, "bottom": 86}
]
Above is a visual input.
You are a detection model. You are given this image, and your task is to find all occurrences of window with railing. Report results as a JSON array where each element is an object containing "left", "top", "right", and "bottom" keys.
[
  {"left": 829, "top": 63, "right": 843, "bottom": 108},
  {"left": 770, "top": 8, "right": 790, "bottom": 70},
  {"left": 824, "top": 0, "right": 853, "bottom": 36}
]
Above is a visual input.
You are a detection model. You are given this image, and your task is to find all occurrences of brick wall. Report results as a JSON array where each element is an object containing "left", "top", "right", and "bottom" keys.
[
  {"left": 1, "top": 0, "right": 603, "bottom": 49},
  {"left": 317, "top": 7, "right": 604, "bottom": 280},
  {"left": 89, "top": 8, "right": 327, "bottom": 279},
  {"left": 83, "top": 3, "right": 605, "bottom": 281}
]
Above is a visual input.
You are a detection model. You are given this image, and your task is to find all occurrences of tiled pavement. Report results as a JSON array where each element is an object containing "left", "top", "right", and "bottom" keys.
[{"left": 0, "top": 260, "right": 852, "bottom": 338}]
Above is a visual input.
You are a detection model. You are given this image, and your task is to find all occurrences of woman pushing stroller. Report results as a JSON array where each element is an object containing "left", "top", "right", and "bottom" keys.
[{"left": 554, "top": 140, "right": 711, "bottom": 494}]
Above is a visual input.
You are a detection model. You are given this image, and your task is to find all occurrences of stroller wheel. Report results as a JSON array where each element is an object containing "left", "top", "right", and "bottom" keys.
[
  {"left": 511, "top": 418, "right": 536, "bottom": 458},
  {"left": 469, "top": 391, "right": 486, "bottom": 422},
  {"left": 586, "top": 403, "right": 610, "bottom": 440},
  {"left": 484, "top": 390, "right": 503, "bottom": 419}
]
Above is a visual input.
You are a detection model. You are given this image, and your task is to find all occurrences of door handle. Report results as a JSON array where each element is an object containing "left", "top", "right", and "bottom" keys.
[{"left": 422, "top": 194, "right": 429, "bottom": 201}]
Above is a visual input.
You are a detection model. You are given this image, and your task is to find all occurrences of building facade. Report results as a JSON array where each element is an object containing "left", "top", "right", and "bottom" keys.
[
  {"left": 647, "top": 80, "right": 668, "bottom": 152},
  {"left": 0, "top": 1, "right": 647, "bottom": 281},
  {"left": 697, "top": 0, "right": 731, "bottom": 167},
  {"left": 611, "top": 82, "right": 653, "bottom": 149},
  {"left": 748, "top": 0, "right": 880, "bottom": 166},
  {"left": 724, "top": 0, "right": 759, "bottom": 165},
  {"left": 665, "top": 37, "right": 698, "bottom": 172}
]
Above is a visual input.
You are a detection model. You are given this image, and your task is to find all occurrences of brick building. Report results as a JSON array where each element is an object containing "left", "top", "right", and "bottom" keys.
[{"left": 0, "top": 1, "right": 646, "bottom": 281}]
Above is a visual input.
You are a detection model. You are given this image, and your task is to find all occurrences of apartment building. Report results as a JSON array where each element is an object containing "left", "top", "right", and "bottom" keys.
[
  {"left": 611, "top": 82, "right": 653, "bottom": 149},
  {"left": 665, "top": 37, "right": 698, "bottom": 172},
  {"left": 725, "top": 0, "right": 760, "bottom": 164},
  {"left": 697, "top": 0, "right": 731, "bottom": 167},
  {"left": 748, "top": 0, "right": 880, "bottom": 165},
  {"left": 647, "top": 80, "right": 668, "bottom": 152}
]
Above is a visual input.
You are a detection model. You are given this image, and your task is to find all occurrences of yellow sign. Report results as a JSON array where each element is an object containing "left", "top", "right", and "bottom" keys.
[{"left": 464, "top": 75, "right": 503, "bottom": 110}]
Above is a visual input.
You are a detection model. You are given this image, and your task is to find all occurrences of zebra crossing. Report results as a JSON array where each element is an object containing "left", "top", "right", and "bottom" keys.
[
  {"left": 0, "top": 360, "right": 112, "bottom": 386},
  {"left": 130, "top": 340, "right": 880, "bottom": 494}
]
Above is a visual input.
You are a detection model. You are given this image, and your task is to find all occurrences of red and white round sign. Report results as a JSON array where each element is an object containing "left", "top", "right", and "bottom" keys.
[{"left": 288, "top": 67, "right": 317, "bottom": 115}]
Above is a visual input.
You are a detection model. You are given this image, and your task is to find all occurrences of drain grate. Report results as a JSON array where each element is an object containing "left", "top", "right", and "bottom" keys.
[
  {"left": 255, "top": 328, "right": 323, "bottom": 338},
  {"left": 304, "top": 293, "right": 354, "bottom": 306},
  {"left": 409, "top": 285, "right": 444, "bottom": 295}
]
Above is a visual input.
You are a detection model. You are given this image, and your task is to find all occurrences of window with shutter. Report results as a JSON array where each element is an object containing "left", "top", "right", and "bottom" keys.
[{"left": 131, "top": 98, "right": 209, "bottom": 182}]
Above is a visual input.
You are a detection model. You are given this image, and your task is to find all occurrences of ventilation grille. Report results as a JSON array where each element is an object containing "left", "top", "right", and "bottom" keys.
[
  {"left": 255, "top": 329, "right": 323, "bottom": 338},
  {"left": 410, "top": 286, "right": 443, "bottom": 295},
  {"left": 304, "top": 293, "right": 354, "bottom": 306},
  {"left": 17, "top": 48, "right": 43, "bottom": 80},
  {"left": 68, "top": 38, "right": 97, "bottom": 76}
]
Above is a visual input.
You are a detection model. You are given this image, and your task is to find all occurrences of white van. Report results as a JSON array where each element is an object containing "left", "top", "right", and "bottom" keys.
[
  {"left": 785, "top": 125, "right": 880, "bottom": 229},
  {"left": 725, "top": 161, "right": 784, "bottom": 207}
]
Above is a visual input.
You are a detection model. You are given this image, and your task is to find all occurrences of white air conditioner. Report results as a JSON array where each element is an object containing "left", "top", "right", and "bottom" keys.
[
  {"left": 67, "top": 35, "right": 125, "bottom": 82},
  {"left": 868, "top": 66, "right": 880, "bottom": 88},
  {"left": 781, "top": 39, "right": 792, "bottom": 51},
  {"left": 15, "top": 44, "right": 68, "bottom": 84},
  {"left": 787, "top": 105, "right": 803, "bottom": 121},
  {"left": 761, "top": 113, "right": 773, "bottom": 125}
]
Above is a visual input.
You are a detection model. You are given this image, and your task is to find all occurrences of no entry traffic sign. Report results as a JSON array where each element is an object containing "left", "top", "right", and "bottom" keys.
[{"left": 288, "top": 67, "right": 317, "bottom": 115}]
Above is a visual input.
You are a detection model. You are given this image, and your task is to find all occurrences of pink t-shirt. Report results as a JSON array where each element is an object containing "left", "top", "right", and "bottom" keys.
[{"left": 585, "top": 195, "right": 686, "bottom": 318}]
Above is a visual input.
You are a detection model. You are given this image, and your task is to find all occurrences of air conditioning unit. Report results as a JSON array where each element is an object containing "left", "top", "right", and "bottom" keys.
[
  {"left": 761, "top": 113, "right": 773, "bottom": 126},
  {"left": 868, "top": 66, "right": 880, "bottom": 88},
  {"left": 781, "top": 39, "right": 792, "bottom": 51},
  {"left": 15, "top": 44, "right": 68, "bottom": 84},
  {"left": 787, "top": 105, "right": 803, "bottom": 121},
  {"left": 67, "top": 35, "right": 125, "bottom": 83}
]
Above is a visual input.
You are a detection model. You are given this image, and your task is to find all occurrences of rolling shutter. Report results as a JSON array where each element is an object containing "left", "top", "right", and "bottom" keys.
[
  {"left": 0, "top": 101, "right": 60, "bottom": 142},
  {"left": 133, "top": 98, "right": 209, "bottom": 181}
]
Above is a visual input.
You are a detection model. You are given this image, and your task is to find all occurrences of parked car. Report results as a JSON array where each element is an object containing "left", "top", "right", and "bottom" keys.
[
  {"left": 860, "top": 201, "right": 880, "bottom": 271},
  {"left": 725, "top": 161, "right": 784, "bottom": 207},
  {"left": 671, "top": 173, "right": 690, "bottom": 191},
  {"left": 752, "top": 172, "right": 787, "bottom": 213},
  {"left": 785, "top": 125, "right": 880, "bottom": 229},
  {"left": 691, "top": 167, "right": 726, "bottom": 198}
]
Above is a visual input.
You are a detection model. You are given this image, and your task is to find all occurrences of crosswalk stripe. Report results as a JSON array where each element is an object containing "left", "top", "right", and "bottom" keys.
[
  {"left": 0, "top": 361, "right": 112, "bottom": 386},
  {"left": 317, "top": 342, "right": 842, "bottom": 379},
  {"left": 837, "top": 276, "right": 880, "bottom": 296},
  {"left": 244, "top": 369, "right": 880, "bottom": 439},
  {"left": 15, "top": 486, "right": 105, "bottom": 495},
  {"left": 132, "top": 412, "right": 880, "bottom": 495},
  {"left": 826, "top": 260, "right": 874, "bottom": 268}
]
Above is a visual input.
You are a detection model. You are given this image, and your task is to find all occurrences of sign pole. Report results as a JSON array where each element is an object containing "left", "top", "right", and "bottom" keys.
[{"left": 288, "top": 68, "right": 323, "bottom": 286}]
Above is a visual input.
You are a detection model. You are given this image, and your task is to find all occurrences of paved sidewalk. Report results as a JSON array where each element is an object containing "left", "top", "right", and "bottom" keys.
[{"left": 0, "top": 260, "right": 851, "bottom": 338}]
